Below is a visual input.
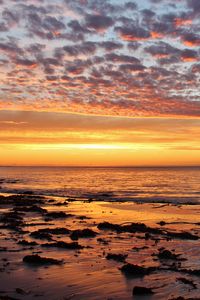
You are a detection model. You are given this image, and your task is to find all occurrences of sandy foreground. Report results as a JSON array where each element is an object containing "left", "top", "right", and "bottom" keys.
[{"left": 0, "top": 193, "right": 200, "bottom": 300}]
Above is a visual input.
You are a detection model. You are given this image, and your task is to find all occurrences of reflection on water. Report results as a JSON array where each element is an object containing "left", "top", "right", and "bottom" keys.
[{"left": 0, "top": 166, "right": 200, "bottom": 203}]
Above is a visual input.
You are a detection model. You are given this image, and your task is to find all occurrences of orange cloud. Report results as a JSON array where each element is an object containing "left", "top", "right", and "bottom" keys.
[
  {"left": 175, "top": 18, "right": 192, "bottom": 27},
  {"left": 151, "top": 31, "right": 164, "bottom": 39}
]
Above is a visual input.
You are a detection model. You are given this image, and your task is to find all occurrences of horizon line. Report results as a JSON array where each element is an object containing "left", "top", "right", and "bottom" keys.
[{"left": 0, "top": 165, "right": 200, "bottom": 168}]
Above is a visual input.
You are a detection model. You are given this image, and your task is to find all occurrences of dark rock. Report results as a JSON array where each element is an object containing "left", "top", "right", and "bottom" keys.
[
  {"left": 132, "top": 246, "right": 149, "bottom": 252},
  {"left": 120, "top": 263, "right": 156, "bottom": 277},
  {"left": 45, "top": 212, "right": 74, "bottom": 219},
  {"left": 165, "top": 231, "right": 198, "bottom": 240},
  {"left": 177, "top": 277, "right": 197, "bottom": 289},
  {"left": 0, "top": 247, "right": 8, "bottom": 252},
  {"left": 41, "top": 241, "right": 84, "bottom": 250},
  {"left": 32, "top": 227, "right": 70, "bottom": 236},
  {"left": 0, "top": 211, "right": 25, "bottom": 232},
  {"left": 157, "top": 249, "right": 181, "bottom": 260},
  {"left": 0, "top": 194, "right": 45, "bottom": 206},
  {"left": 97, "top": 222, "right": 198, "bottom": 240},
  {"left": 76, "top": 215, "right": 91, "bottom": 220},
  {"left": 13, "top": 205, "right": 47, "bottom": 214},
  {"left": 132, "top": 286, "right": 154, "bottom": 295},
  {"left": 106, "top": 253, "right": 127, "bottom": 262},
  {"left": 97, "top": 221, "right": 163, "bottom": 235},
  {"left": 70, "top": 228, "right": 97, "bottom": 240},
  {"left": 30, "top": 231, "right": 52, "bottom": 240},
  {"left": 158, "top": 221, "right": 166, "bottom": 226},
  {"left": 15, "top": 288, "right": 28, "bottom": 295},
  {"left": 17, "top": 240, "right": 38, "bottom": 246},
  {"left": 97, "top": 222, "right": 122, "bottom": 232},
  {"left": 21, "top": 191, "right": 34, "bottom": 195},
  {"left": 23, "top": 254, "right": 62, "bottom": 265},
  {"left": 97, "top": 238, "right": 109, "bottom": 245},
  {"left": 183, "top": 269, "right": 200, "bottom": 277}
]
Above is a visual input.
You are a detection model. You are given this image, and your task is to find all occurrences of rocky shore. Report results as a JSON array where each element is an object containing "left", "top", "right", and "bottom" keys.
[{"left": 0, "top": 193, "right": 199, "bottom": 300}]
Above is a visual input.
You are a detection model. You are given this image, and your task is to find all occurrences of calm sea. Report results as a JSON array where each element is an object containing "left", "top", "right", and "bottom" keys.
[{"left": 0, "top": 166, "right": 200, "bottom": 204}]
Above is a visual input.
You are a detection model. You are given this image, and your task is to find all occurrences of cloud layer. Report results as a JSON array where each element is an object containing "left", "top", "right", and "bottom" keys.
[{"left": 0, "top": 0, "right": 200, "bottom": 117}]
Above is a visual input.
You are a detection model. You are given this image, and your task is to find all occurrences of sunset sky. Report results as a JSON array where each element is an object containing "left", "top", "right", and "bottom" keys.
[{"left": 0, "top": 0, "right": 200, "bottom": 166}]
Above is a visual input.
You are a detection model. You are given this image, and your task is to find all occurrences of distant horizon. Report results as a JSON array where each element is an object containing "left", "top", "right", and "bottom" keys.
[{"left": 1, "top": 165, "right": 200, "bottom": 168}]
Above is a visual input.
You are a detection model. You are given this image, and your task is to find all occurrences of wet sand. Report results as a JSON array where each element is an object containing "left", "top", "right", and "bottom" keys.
[{"left": 0, "top": 193, "right": 200, "bottom": 300}]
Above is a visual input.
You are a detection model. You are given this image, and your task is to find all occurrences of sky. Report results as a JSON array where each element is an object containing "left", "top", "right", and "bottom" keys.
[{"left": 0, "top": 0, "right": 200, "bottom": 166}]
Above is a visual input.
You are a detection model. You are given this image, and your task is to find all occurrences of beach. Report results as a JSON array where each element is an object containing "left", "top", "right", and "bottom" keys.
[
  {"left": 1, "top": 0, "right": 200, "bottom": 298},
  {"left": 0, "top": 192, "right": 199, "bottom": 300}
]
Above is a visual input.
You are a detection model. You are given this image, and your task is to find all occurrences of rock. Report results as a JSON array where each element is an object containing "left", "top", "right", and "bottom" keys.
[
  {"left": 177, "top": 277, "right": 197, "bottom": 289},
  {"left": 132, "top": 286, "right": 154, "bottom": 295},
  {"left": 31, "top": 227, "right": 70, "bottom": 236},
  {"left": 183, "top": 269, "right": 200, "bottom": 277},
  {"left": 70, "top": 228, "right": 97, "bottom": 240},
  {"left": 158, "top": 221, "right": 166, "bottom": 226},
  {"left": 41, "top": 241, "right": 84, "bottom": 250},
  {"left": 132, "top": 246, "right": 149, "bottom": 252},
  {"left": 23, "top": 254, "right": 62, "bottom": 265},
  {"left": 97, "top": 221, "right": 163, "bottom": 235},
  {"left": 97, "top": 222, "right": 199, "bottom": 240},
  {"left": 157, "top": 249, "right": 181, "bottom": 260},
  {"left": 45, "top": 212, "right": 74, "bottom": 219},
  {"left": 14, "top": 205, "right": 47, "bottom": 213},
  {"left": 30, "top": 230, "right": 52, "bottom": 241},
  {"left": 17, "top": 240, "right": 38, "bottom": 246},
  {"left": 120, "top": 263, "right": 156, "bottom": 277},
  {"left": 15, "top": 288, "right": 28, "bottom": 295},
  {"left": 165, "top": 231, "right": 198, "bottom": 240},
  {"left": 97, "top": 238, "right": 109, "bottom": 245},
  {"left": 106, "top": 253, "right": 127, "bottom": 262},
  {"left": 97, "top": 222, "right": 122, "bottom": 232},
  {"left": 76, "top": 215, "right": 91, "bottom": 220}
]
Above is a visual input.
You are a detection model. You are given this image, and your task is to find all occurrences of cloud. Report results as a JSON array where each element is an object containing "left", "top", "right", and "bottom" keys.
[
  {"left": 181, "top": 32, "right": 200, "bottom": 46},
  {"left": 115, "top": 25, "right": 151, "bottom": 41},
  {"left": 0, "top": 0, "right": 200, "bottom": 119},
  {"left": 85, "top": 14, "right": 114, "bottom": 31}
]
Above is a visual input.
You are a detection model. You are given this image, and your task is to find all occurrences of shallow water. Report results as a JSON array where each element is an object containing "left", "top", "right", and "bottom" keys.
[{"left": 0, "top": 166, "right": 200, "bottom": 203}]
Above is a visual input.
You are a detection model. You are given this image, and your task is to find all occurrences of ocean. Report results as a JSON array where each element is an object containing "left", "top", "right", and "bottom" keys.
[{"left": 0, "top": 166, "right": 200, "bottom": 204}]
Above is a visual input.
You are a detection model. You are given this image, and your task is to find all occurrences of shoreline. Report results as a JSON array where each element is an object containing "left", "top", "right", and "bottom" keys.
[
  {"left": 1, "top": 191, "right": 200, "bottom": 206},
  {"left": 0, "top": 193, "right": 199, "bottom": 299}
]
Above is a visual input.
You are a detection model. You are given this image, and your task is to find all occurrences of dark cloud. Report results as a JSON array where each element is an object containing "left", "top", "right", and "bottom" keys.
[
  {"left": 127, "top": 42, "right": 141, "bottom": 50},
  {"left": 181, "top": 32, "right": 200, "bottom": 46},
  {"left": 42, "top": 16, "right": 65, "bottom": 31},
  {"left": 115, "top": 25, "right": 151, "bottom": 41},
  {"left": 119, "top": 64, "right": 145, "bottom": 72},
  {"left": 68, "top": 20, "right": 91, "bottom": 34},
  {"left": 15, "top": 58, "right": 37, "bottom": 67},
  {"left": 181, "top": 48, "right": 198, "bottom": 61},
  {"left": 145, "top": 42, "right": 180, "bottom": 57},
  {"left": 105, "top": 53, "right": 140, "bottom": 64},
  {"left": 124, "top": 2, "right": 137, "bottom": 10},
  {"left": 99, "top": 41, "right": 123, "bottom": 51},
  {"left": 62, "top": 41, "right": 96, "bottom": 57},
  {"left": 85, "top": 14, "right": 114, "bottom": 31}
]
